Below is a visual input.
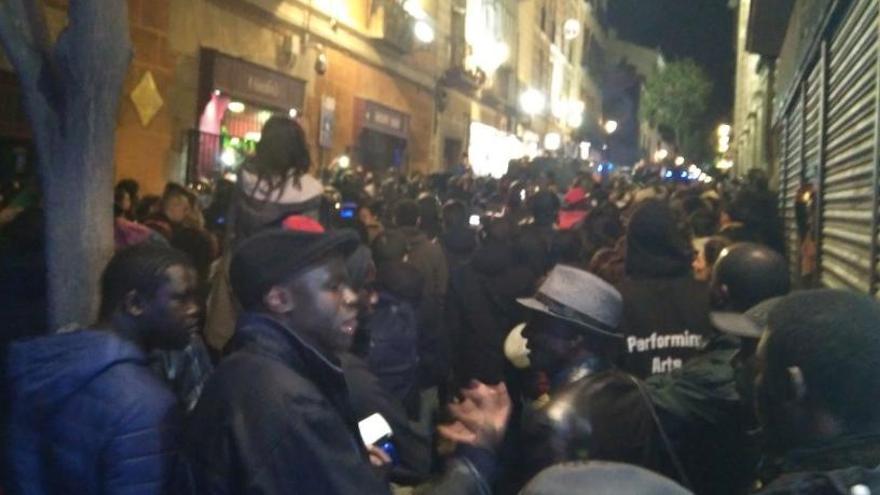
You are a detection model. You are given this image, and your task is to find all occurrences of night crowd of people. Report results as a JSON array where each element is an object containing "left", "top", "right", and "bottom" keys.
[{"left": 1, "top": 115, "right": 879, "bottom": 495}]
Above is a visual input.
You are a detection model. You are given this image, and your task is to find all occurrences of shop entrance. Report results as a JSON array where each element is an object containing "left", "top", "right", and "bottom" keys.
[
  {"left": 357, "top": 128, "right": 408, "bottom": 173},
  {"left": 190, "top": 49, "right": 306, "bottom": 182}
]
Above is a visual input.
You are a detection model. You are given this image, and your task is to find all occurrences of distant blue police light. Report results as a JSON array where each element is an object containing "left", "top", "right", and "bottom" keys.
[
  {"left": 680, "top": 171, "right": 688, "bottom": 178},
  {"left": 598, "top": 165, "right": 604, "bottom": 172},
  {"left": 665, "top": 171, "right": 673, "bottom": 178}
]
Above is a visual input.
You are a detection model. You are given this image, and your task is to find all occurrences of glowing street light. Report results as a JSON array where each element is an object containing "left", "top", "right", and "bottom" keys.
[
  {"left": 675, "top": 156, "right": 685, "bottom": 166},
  {"left": 563, "top": 19, "right": 582, "bottom": 40},
  {"left": 604, "top": 120, "right": 618, "bottom": 134},
  {"left": 520, "top": 89, "right": 546, "bottom": 116},
  {"left": 654, "top": 148, "right": 669, "bottom": 161},
  {"left": 227, "top": 101, "right": 246, "bottom": 113},
  {"left": 414, "top": 20, "right": 435, "bottom": 43},
  {"left": 717, "top": 159, "right": 734, "bottom": 170},
  {"left": 470, "top": 40, "right": 509, "bottom": 75},
  {"left": 717, "top": 123, "right": 732, "bottom": 137},
  {"left": 544, "top": 132, "right": 562, "bottom": 151}
]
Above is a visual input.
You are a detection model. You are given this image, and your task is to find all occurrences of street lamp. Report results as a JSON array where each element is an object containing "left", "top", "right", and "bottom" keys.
[
  {"left": 544, "top": 133, "right": 562, "bottom": 151},
  {"left": 654, "top": 148, "right": 669, "bottom": 161},
  {"left": 563, "top": 19, "right": 581, "bottom": 40},
  {"left": 520, "top": 89, "right": 546, "bottom": 116},
  {"left": 675, "top": 156, "right": 685, "bottom": 166},
  {"left": 604, "top": 120, "right": 618, "bottom": 134},
  {"left": 414, "top": 20, "right": 435, "bottom": 43}
]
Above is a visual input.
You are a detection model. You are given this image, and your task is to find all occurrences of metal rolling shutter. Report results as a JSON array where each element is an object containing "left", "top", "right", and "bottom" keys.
[
  {"left": 782, "top": 95, "right": 803, "bottom": 280},
  {"left": 804, "top": 62, "right": 821, "bottom": 182},
  {"left": 821, "top": 0, "right": 878, "bottom": 293}
]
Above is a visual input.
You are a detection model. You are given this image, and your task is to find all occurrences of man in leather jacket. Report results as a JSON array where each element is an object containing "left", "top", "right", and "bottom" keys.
[
  {"left": 182, "top": 220, "right": 510, "bottom": 494},
  {"left": 515, "top": 265, "right": 668, "bottom": 488}
]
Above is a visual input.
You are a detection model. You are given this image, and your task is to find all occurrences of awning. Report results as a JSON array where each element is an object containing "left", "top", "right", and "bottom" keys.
[{"left": 746, "top": 0, "right": 795, "bottom": 57}]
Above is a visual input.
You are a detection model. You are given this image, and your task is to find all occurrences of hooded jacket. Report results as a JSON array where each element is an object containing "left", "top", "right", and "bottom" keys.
[
  {"left": 5, "top": 330, "right": 180, "bottom": 494},
  {"left": 617, "top": 200, "right": 714, "bottom": 378},
  {"left": 231, "top": 170, "right": 324, "bottom": 245}
]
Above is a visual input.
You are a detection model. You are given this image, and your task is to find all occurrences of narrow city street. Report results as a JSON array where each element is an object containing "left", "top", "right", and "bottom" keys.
[{"left": 1, "top": 1, "right": 879, "bottom": 494}]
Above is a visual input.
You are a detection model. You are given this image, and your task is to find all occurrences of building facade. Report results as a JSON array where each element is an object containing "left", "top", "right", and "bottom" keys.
[
  {"left": 731, "top": 0, "right": 776, "bottom": 181},
  {"left": 0, "top": 0, "right": 609, "bottom": 192},
  {"left": 742, "top": 0, "right": 880, "bottom": 295},
  {"left": 603, "top": 28, "right": 665, "bottom": 166}
]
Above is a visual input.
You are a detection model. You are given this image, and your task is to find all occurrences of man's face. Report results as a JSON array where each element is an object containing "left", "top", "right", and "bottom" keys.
[
  {"left": 141, "top": 264, "right": 200, "bottom": 350},
  {"left": 287, "top": 256, "right": 359, "bottom": 355},
  {"left": 522, "top": 312, "right": 582, "bottom": 373},
  {"left": 358, "top": 207, "right": 376, "bottom": 225},
  {"left": 163, "top": 194, "right": 191, "bottom": 224}
]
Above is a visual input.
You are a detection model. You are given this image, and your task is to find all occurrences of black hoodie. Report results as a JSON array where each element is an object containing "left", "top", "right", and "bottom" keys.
[{"left": 617, "top": 200, "right": 715, "bottom": 378}]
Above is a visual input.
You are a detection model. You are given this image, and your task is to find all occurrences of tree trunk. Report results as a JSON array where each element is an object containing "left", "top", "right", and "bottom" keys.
[{"left": 0, "top": 0, "right": 132, "bottom": 330}]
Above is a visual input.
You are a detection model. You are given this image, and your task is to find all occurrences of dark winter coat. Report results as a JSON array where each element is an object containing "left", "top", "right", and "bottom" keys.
[
  {"left": 756, "top": 434, "right": 880, "bottom": 495},
  {"left": 397, "top": 227, "right": 450, "bottom": 388},
  {"left": 399, "top": 227, "right": 448, "bottom": 302},
  {"left": 182, "top": 312, "right": 491, "bottom": 495},
  {"left": 518, "top": 364, "right": 665, "bottom": 489},
  {"left": 6, "top": 330, "right": 181, "bottom": 495},
  {"left": 616, "top": 277, "right": 715, "bottom": 378},
  {"left": 646, "top": 335, "right": 756, "bottom": 495},
  {"left": 341, "top": 353, "right": 431, "bottom": 485},
  {"left": 447, "top": 241, "right": 537, "bottom": 387}
]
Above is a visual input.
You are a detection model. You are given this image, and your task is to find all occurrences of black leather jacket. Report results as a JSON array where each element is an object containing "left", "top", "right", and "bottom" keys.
[
  {"left": 182, "top": 312, "right": 492, "bottom": 495},
  {"left": 519, "top": 360, "right": 665, "bottom": 487}
]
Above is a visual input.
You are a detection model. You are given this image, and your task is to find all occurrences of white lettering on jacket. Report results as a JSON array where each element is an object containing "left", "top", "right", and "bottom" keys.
[{"left": 626, "top": 330, "right": 703, "bottom": 353}]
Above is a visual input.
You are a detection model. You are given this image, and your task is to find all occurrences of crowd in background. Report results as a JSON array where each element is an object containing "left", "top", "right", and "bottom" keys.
[{"left": 2, "top": 115, "right": 879, "bottom": 495}]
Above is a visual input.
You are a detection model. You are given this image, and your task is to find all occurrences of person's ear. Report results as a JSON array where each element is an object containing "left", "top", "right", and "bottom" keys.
[
  {"left": 264, "top": 285, "right": 296, "bottom": 313},
  {"left": 122, "top": 290, "right": 146, "bottom": 317},
  {"left": 710, "top": 283, "right": 730, "bottom": 310},
  {"left": 785, "top": 365, "right": 807, "bottom": 403}
]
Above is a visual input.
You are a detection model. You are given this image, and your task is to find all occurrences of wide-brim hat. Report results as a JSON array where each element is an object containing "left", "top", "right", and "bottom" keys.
[
  {"left": 517, "top": 264, "right": 623, "bottom": 338},
  {"left": 230, "top": 227, "right": 360, "bottom": 308},
  {"left": 710, "top": 296, "right": 783, "bottom": 339}
]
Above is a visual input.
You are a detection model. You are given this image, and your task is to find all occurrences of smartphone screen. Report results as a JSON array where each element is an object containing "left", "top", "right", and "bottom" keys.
[{"left": 358, "top": 413, "right": 393, "bottom": 446}]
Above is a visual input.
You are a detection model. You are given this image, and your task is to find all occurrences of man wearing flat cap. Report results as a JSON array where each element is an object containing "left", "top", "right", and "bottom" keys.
[{"left": 182, "top": 220, "right": 510, "bottom": 494}]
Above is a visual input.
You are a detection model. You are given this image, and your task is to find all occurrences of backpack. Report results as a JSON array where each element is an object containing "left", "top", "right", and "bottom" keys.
[{"left": 364, "top": 293, "right": 420, "bottom": 411}]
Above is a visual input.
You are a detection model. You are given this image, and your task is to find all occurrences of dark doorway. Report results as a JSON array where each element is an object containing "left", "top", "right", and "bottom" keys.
[
  {"left": 357, "top": 128, "right": 408, "bottom": 173},
  {"left": 443, "top": 138, "right": 463, "bottom": 171}
]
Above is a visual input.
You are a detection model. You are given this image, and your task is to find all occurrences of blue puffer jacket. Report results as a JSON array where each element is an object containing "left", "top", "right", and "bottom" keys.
[{"left": 5, "top": 330, "right": 181, "bottom": 495}]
